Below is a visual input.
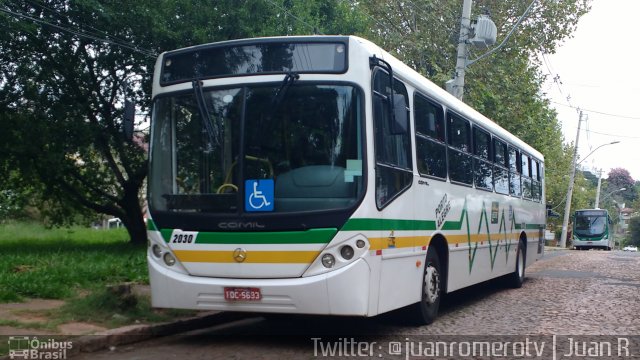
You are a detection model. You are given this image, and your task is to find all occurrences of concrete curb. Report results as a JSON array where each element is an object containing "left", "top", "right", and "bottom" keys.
[{"left": 1, "top": 311, "right": 249, "bottom": 359}]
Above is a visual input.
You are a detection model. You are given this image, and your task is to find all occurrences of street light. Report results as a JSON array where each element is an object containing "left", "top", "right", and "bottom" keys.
[
  {"left": 559, "top": 139, "right": 620, "bottom": 248},
  {"left": 596, "top": 187, "right": 626, "bottom": 209},
  {"left": 577, "top": 141, "right": 620, "bottom": 166}
]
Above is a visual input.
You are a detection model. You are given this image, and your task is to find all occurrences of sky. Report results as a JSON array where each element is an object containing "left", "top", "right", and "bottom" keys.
[{"left": 540, "top": 0, "right": 640, "bottom": 181}]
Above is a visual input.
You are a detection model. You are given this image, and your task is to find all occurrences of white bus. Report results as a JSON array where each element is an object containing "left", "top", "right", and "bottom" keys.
[{"left": 147, "top": 36, "right": 545, "bottom": 324}]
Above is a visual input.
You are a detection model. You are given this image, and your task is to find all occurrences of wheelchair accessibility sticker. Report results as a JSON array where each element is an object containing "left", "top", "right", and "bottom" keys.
[{"left": 245, "top": 179, "right": 274, "bottom": 212}]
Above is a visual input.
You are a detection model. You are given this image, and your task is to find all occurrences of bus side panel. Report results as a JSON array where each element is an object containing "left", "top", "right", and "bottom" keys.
[
  {"left": 444, "top": 194, "right": 542, "bottom": 293},
  {"left": 372, "top": 184, "right": 425, "bottom": 315},
  {"left": 377, "top": 255, "right": 425, "bottom": 314}
]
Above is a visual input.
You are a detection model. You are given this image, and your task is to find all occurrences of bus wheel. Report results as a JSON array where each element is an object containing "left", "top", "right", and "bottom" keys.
[
  {"left": 406, "top": 249, "right": 441, "bottom": 325},
  {"left": 507, "top": 239, "right": 525, "bottom": 288}
]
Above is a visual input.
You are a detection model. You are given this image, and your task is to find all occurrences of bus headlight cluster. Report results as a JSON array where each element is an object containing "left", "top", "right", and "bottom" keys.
[
  {"left": 149, "top": 239, "right": 180, "bottom": 268},
  {"left": 311, "top": 236, "right": 369, "bottom": 273},
  {"left": 147, "top": 230, "right": 188, "bottom": 275}
]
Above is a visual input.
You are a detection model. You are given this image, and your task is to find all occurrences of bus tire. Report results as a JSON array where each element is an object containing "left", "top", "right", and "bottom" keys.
[
  {"left": 507, "top": 239, "right": 526, "bottom": 288},
  {"left": 406, "top": 248, "right": 442, "bottom": 325}
]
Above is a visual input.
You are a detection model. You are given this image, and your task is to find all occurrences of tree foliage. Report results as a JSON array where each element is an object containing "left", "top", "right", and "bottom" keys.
[
  {"left": 607, "top": 168, "right": 637, "bottom": 203},
  {"left": 1, "top": 0, "right": 594, "bottom": 242},
  {"left": 0, "top": 0, "right": 366, "bottom": 243},
  {"left": 626, "top": 216, "right": 640, "bottom": 247},
  {"left": 356, "top": 0, "right": 590, "bottom": 220}
]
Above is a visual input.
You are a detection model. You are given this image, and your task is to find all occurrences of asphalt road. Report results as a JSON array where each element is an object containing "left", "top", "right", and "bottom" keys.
[{"left": 73, "top": 249, "right": 640, "bottom": 359}]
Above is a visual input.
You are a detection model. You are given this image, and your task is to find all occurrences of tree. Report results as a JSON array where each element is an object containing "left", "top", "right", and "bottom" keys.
[
  {"left": 0, "top": 0, "right": 367, "bottom": 243},
  {"left": 626, "top": 216, "right": 640, "bottom": 247},
  {"left": 356, "top": 0, "right": 590, "bottom": 218},
  {"left": 0, "top": 1, "right": 154, "bottom": 243},
  {"left": 607, "top": 168, "right": 637, "bottom": 204}
]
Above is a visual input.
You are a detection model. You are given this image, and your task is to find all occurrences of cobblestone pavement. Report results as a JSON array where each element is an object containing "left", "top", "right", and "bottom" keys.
[{"left": 73, "top": 250, "right": 640, "bottom": 359}]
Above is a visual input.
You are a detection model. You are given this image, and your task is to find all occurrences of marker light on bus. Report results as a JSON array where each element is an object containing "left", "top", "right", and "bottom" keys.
[
  {"left": 163, "top": 253, "right": 177, "bottom": 266},
  {"left": 321, "top": 254, "right": 336, "bottom": 268},
  {"left": 151, "top": 244, "right": 163, "bottom": 258},
  {"left": 340, "top": 245, "right": 355, "bottom": 260}
]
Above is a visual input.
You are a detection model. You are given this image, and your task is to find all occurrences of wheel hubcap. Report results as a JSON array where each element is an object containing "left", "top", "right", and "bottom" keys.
[
  {"left": 424, "top": 264, "right": 440, "bottom": 304},
  {"left": 518, "top": 249, "right": 524, "bottom": 278}
]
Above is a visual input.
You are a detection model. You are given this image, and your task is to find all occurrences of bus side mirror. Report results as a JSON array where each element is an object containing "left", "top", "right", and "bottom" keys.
[
  {"left": 546, "top": 204, "right": 560, "bottom": 218},
  {"left": 390, "top": 93, "right": 408, "bottom": 135},
  {"left": 123, "top": 100, "right": 135, "bottom": 142}
]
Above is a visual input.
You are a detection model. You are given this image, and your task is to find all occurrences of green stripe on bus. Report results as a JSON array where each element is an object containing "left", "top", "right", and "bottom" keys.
[
  {"left": 441, "top": 205, "right": 468, "bottom": 231},
  {"left": 160, "top": 229, "right": 172, "bottom": 242},
  {"left": 147, "top": 219, "right": 158, "bottom": 232},
  {"left": 341, "top": 218, "right": 437, "bottom": 231},
  {"left": 160, "top": 228, "right": 337, "bottom": 244}
]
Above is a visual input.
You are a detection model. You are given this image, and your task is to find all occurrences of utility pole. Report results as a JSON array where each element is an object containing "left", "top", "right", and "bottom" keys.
[
  {"left": 447, "top": 0, "right": 536, "bottom": 100},
  {"left": 449, "top": 0, "right": 473, "bottom": 100},
  {"left": 559, "top": 110, "right": 585, "bottom": 248},
  {"left": 594, "top": 169, "right": 602, "bottom": 209}
]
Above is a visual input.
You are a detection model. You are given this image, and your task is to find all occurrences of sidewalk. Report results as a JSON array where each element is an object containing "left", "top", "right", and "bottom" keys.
[{"left": 0, "top": 286, "right": 238, "bottom": 358}]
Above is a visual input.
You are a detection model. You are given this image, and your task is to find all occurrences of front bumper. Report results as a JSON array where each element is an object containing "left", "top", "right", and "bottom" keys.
[{"left": 148, "top": 255, "right": 372, "bottom": 316}]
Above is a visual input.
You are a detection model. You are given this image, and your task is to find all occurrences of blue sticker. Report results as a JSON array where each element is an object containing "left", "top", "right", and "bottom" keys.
[{"left": 245, "top": 179, "right": 274, "bottom": 212}]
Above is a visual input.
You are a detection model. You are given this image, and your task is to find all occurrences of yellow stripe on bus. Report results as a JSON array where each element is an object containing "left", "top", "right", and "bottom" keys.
[
  {"left": 173, "top": 250, "right": 320, "bottom": 264},
  {"left": 368, "top": 231, "right": 537, "bottom": 250},
  {"left": 368, "top": 236, "right": 431, "bottom": 251}
]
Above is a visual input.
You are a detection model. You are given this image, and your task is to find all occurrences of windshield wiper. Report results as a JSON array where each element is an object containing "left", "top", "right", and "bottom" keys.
[
  {"left": 192, "top": 80, "right": 218, "bottom": 153},
  {"left": 270, "top": 72, "right": 299, "bottom": 112}
]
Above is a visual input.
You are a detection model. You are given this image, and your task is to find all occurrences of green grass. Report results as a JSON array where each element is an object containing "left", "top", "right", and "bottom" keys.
[
  {"left": 0, "top": 222, "right": 148, "bottom": 302},
  {"left": 55, "top": 287, "right": 194, "bottom": 327},
  {"left": 0, "top": 222, "right": 197, "bottom": 356}
]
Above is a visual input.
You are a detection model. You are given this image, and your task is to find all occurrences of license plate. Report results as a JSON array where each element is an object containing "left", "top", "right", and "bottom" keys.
[{"left": 224, "top": 287, "right": 262, "bottom": 301}]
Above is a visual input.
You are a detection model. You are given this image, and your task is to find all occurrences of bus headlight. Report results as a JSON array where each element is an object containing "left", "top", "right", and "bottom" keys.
[
  {"left": 163, "top": 253, "right": 177, "bottom": 266},
  {"left": 340, "top": 245, "right": 354, "bottom": 260},
  {"left": 151, "top": 244, "right": 163, "bottom": 258},
  {"left": 321, "top": 254, "right": 336, "bottom": 268}
]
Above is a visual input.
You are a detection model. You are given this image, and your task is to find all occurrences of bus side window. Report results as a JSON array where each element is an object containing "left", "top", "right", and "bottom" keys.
[
  {"left": 372, "top": 69, "right": 412, "bottom": 209},
  {"left": 522, "top": 154, "right": 532, "bottom": 200},
  {"left": 473, "top": 127, "right": 493, "bottom": 191},
  {"left": 414, "top": 94, "right": 446, "bottom": 179},
  {"left": 447, "top": 113, "right": 472, "bottom": 185},
  {"left": 532, "top": 160, "right": 542, "bottom": 202},
  {"left": 493, "top": 138, "right": 509, "bottom": 194},
  {"left": 508, "top": 146, "right": 521, "bottom": 197}
]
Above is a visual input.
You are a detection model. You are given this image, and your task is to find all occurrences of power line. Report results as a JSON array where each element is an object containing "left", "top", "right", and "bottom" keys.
[
  {"left": 541, "top": 53, "right": 576, "bottom": 110},
  {"left": 550, "top": 101, "right": 640, "bottom": 120},
  {"left": 581, "top": 128, "right": 640, "bottom": 140},
  {"left": 262, "top": 0, "right": 323, "bottom": 35},
  {"left": 24, "top": 0, "right": 140, "bottom": 52},
  {"left": 0, "top": 7, "right": 157, "bottom": 58}
]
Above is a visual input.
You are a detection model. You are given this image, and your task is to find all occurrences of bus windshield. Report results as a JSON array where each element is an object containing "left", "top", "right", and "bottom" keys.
[
  {"left": 574, "top": 213, "right": 607, "bottom": 236},
  {"left": 149, "top": 83, "right": 364, "bottom": 215}
]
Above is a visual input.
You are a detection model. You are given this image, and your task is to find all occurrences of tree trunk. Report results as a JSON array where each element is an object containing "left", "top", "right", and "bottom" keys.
[
  {"left": 121, "top": 182, "right": 147, "bottom": 245},
  {"left": 124, "top": 212, "right": 148, "bottom": 246}
]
